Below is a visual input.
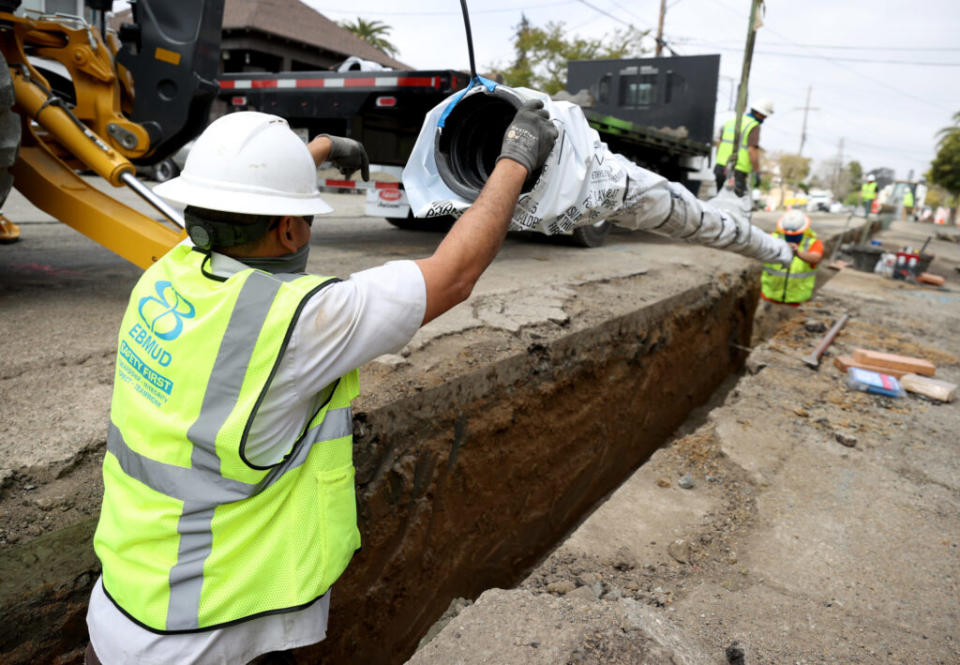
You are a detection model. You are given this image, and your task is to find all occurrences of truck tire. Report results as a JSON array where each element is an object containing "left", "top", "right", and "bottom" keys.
[
  {"left": 570, "top": 220, "right": 611, "bottom": 248},
  {"left": 0, "top": 48, "right": 22, "bottom": 212},
  {"left": 386, "top": 212, "right": 455, "bottom": 232}
]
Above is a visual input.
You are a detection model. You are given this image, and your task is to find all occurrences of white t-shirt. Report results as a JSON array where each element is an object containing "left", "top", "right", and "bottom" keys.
[{"left": 87, "top": 254, "right": 426, "bottom": 665}]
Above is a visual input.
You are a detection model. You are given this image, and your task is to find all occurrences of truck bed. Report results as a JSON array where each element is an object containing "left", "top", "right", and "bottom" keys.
[{"left": 218, "top": 70, "right": 466, "bottom": 166}]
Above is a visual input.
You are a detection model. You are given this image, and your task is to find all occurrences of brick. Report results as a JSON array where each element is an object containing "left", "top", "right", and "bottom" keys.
[{"left": 851, "top": 349, "right": 935, "bottom": 377}]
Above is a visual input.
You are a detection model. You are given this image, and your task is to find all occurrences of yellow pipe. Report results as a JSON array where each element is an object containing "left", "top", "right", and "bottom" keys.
[{"left": 12, "top": 68, "right": 133, "bottom": 187}]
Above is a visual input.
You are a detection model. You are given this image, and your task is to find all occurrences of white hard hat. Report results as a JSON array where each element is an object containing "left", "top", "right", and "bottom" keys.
[
  {"left": 750, "top": 98, "right": 775, "bottom": 117},
  {"left": 777, "top": 210, "right": 810, "bottom": 234},
  {"left": 154, "top": 112, "right": 332, "bottom": 216},
  {"left": 867, "top": 174, "right": 875, "bottom": 182}
]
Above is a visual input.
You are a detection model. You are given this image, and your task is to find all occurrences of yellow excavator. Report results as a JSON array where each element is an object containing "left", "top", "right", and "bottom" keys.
[{"left": 0, "top": 0, "right": 225, "bottom": 268}]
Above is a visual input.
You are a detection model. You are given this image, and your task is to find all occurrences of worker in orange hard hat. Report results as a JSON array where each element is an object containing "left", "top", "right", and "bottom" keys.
[{"left": 761, "top": 210, "right": 824, "bottom": 306}]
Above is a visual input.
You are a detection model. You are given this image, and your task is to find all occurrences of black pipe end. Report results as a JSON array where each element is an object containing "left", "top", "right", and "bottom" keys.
[{"left": 435, "top": 87, "right": 542, "bottom": 202}]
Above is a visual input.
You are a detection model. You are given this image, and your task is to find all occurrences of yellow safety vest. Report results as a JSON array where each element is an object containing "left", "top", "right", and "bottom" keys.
[
  {"left": 761, "top": 230, "right": 819, "bottom": 304},
  {"left": 903, "top": 188, "right": 914, "bottom": 207},
  {"left": 94, "top": 245, "right": 360, "bottom": 632},
  {"left": 716, "top": 115, "right": 760, "bottom": 174},
  {"left": 861, "top": 182, "right": 877, "bottom": 201}
]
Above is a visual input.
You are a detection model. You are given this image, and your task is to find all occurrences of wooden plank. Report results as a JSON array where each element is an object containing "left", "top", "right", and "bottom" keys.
[
  {"left": 917, "top": 273, "right": 945, "bottom": 286},
  {"left": 851, "top": 349, "right": 935, "bottom": 377},
  {"left": 900, "top": 374, "right": 957, "bottom": 402},
  {"left": 834, "top": 355, "right": 909, "bottom": 379}
]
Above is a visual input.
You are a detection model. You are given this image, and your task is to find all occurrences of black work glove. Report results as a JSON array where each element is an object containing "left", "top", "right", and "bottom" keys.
[
  {"left": 496, "top": 100, "right": 559, "bottom": 175},
  {"left": 751, "top": 172, "right": 761, "bottom": 188},
  {"left": 319, "top": 134, "right": 370, "bottom": 181}
]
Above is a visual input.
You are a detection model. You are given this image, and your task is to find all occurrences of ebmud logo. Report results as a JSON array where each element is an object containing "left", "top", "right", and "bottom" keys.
[{"left": 138, "top": 281, "right": 195, "bottom": 341}]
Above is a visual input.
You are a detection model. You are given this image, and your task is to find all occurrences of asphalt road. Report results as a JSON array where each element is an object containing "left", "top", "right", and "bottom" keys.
[{"left": 0, "top": 178, "right": 851, "bottom": 371}]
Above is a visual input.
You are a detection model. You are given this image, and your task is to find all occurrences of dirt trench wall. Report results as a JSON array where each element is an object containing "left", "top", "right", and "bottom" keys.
[
  {"left": 303, "top": 271, "right": 760, "bottom": 665},
  {"left": 0, "top": 268, "right": 760, "bottom": 665}
]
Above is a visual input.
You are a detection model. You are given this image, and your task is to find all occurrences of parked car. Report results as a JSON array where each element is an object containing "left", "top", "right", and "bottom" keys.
[{"left": 805, "top": 189, "right": 833, "bottom": 213}]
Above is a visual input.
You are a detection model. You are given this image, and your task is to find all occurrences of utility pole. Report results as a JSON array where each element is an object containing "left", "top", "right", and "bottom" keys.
[
  {"left": 832, "top": 136, "right": 844, "bottom": 193},
  {"left": 726, "top": 0, "right": 764, "bottom": 179},
  {"left": 655, "top": 0, "right": 666, "bottom": 57},
  {"left": 795, "top": 85, "right": 819, "bottom": 156}
]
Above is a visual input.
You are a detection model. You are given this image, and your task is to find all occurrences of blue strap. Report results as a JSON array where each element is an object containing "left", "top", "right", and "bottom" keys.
[{"left": 438, "top": 75, "right": 499, "bottom": 128}]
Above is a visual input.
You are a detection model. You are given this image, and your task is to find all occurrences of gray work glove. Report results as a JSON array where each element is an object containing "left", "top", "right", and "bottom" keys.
[
  {"left": 319, "top": 134, "right": 370, "bottom": 181},
  {"left": 496, "top": 99, "right": 559, "bottom": 175}
]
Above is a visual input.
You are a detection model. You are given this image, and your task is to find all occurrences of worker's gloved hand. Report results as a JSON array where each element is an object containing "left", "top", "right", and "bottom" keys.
[
  {"left": 751, "top": 172, "right": 761, "bottom": 188},
  {"left": 496, "top": 100, "right": 559, "bottom": 176},
  {"left": 320, "top": 134, "right": 370, "bottom": 181}
]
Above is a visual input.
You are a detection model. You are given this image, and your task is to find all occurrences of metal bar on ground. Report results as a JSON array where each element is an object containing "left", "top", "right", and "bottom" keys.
[{"left": 802, "top": 313, "right": 849, "bottom": 368}]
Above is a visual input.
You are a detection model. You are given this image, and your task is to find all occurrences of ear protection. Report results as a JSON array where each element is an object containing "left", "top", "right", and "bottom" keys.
[{"left": 184, "top": 211, "right": 274, "bottom": 250}]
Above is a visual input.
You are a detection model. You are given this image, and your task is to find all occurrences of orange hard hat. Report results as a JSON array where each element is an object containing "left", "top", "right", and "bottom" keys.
[{"left": 777, "top": 210, "right": 810, "bottom": 235}]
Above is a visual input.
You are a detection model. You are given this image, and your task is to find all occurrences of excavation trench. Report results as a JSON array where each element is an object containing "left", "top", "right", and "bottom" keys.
[
  {"left": 316, "top": 270, "right": 760, "bottom": 665},
  {"left": 0, "top": 222, "right": 861, "bottom": 664}
]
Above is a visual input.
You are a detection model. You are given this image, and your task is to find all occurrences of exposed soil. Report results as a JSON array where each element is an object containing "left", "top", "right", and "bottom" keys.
[{"left": 410, "top": 281, "right": 960, "bottom": 665}]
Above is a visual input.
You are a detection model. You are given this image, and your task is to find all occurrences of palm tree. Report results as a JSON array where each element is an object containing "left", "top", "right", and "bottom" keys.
[
  {"left": 936, "top": 110, "right": 960, "bottom": 146},
  {"left": 339, "top": 17, "right": 399, "bottom": 58}
]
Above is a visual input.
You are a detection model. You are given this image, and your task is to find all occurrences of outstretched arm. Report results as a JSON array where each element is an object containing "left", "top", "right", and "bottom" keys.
[{"left": 415, "top": 100, "right": 558, "bottom": 325}]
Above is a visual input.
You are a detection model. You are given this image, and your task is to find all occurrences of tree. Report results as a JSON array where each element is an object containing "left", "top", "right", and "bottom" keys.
[
  {"left": 929, "top": 128, "right": 960, "bottom": 222},
  {"left": 777, "top": 153, "right": 811, "bottom": 186},
  {"left": 491, "top": 15, "right": 648, "bottom": 94},
  {"left": 847, "top": 160, "right": 863, "bottom": 187},
  {"left": 504, "top": 14, "right": 535, "bottom": 89},
  {"left": 936, "top": 111, "right": 960, "bottom": 144},
  {"left": 339, "top": 17, "right": 399, "bottom": 58},
  {"left": 775, "top": 152, "right": 811, "bottom": 208}
]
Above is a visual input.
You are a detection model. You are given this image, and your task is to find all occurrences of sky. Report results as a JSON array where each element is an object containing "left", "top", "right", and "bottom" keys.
[{"left": 301, "top": 0, "right": 960, "bottom": 182}]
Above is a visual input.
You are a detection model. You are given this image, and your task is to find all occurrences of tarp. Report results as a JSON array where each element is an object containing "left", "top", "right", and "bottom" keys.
[{"left": 403, "top": 84, "right": 792, "bottom": 266}]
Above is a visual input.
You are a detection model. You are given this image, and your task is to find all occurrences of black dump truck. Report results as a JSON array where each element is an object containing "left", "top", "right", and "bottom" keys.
[
  {"left": 566, "top": 54, "right": 719, "bottom": 193},
  {"left": 214, "top": 55, "right": 720, "bottom": 247}
]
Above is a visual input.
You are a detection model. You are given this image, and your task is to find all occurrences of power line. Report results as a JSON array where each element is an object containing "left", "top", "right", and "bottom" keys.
[
  {"left": 573, "top": 0, "right": 634, "bottom": 27},
  {"left": 574, "top": 0, "right": 679, "bottom": 54},
  {"left": 740, "top": 42, "right": 960, "bottom": 52},
  {"left": 701, "top": 0, "right": 956, "bottom": 114},
  {"left": 680, "top": 43, "right": 960, "bottom": 67},
  {"left": 602, "top": 0, "right": 654, "bottom": 28},
  {"left": 676, "top": 38, "right": 960, "bottom": 52}
]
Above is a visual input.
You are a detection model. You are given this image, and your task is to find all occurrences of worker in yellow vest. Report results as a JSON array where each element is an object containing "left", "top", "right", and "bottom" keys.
[
  {"left": 860, "top": 174, "right": 878, "bottom": 217},
  {"left": 761, "top": 210, "right": 824, "bottom": 306},
  {"left": 84, "top": 106, "right": 558, "bottom": 664},
  {"left": 714, "top": 98, "right": 774, "bottom": 197},
  {"left": 902, "top": 186, "right": 915, "bottom": 220}
]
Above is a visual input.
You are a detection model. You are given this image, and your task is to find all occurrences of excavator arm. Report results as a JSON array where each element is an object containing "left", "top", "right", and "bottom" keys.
[{"left": 0, "top": 0, "right": 225, "bottom": 267}]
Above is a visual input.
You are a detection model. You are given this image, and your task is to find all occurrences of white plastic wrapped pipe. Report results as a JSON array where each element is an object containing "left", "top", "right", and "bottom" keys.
[{"left": 403, "top": 84, "right": 792, "bottom": 266}]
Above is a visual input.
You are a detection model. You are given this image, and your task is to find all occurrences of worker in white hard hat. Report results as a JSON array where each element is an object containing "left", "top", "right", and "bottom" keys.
[
  {"left": 860, "top": 173, "right": 878, "bottom": 217},
  {"left": 760, "top": 210, "right": 824, "bottom": 306},
  {"left": 714, "top": 97, "right": 774, "bottom": 197},
  {"left": 84, "top": 105, "right": 558, "bottom": 665}
]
